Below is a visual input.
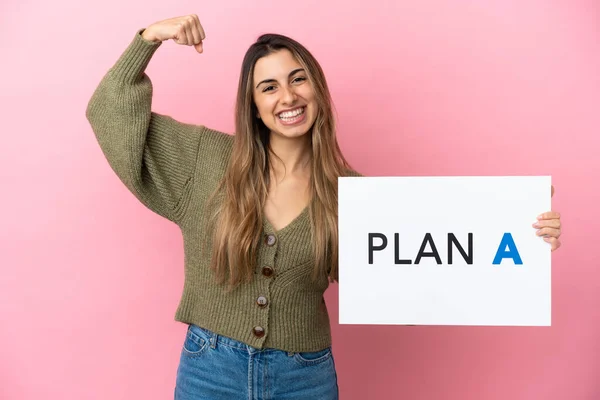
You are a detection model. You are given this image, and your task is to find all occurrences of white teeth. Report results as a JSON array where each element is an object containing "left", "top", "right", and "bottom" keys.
[{"left": 278, "top": 107, "right": 304, "bottom": 119}]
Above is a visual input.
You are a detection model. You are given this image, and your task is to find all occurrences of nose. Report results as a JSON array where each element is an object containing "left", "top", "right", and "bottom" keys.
[{"left": 280, "top": 85, "right": 297, "bottom": 105}]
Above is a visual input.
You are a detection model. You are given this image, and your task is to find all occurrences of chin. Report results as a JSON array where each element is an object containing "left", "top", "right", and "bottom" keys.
[
  {"left": 271, "top": 126, "right": 313, "bottom": 140},
  {"left": 283, "top": 127, "right": 311, "bottom": 137}
]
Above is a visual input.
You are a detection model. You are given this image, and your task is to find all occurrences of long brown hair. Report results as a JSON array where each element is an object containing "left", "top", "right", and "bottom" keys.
[{"left": 206, "top": 33, "right": 352, "bottom": 289}]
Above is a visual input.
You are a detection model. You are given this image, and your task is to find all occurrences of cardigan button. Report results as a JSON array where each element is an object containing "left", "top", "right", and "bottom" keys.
[
  {"left": 265, "top": 234, "right": 277, "bottom": 246},
  {"left": 261, "top": 266, "right": 274, "bottom": 277},
  {"left": 256, "top": 296, "right": 268, "bottom": 307},
  {"left": 253, "top": 326, "right": 265, "bottom": 338}
]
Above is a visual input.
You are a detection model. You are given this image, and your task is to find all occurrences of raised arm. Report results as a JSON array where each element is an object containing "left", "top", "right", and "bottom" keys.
[{"left": 86, "top": 15, "right": 208, "bottom": 223}]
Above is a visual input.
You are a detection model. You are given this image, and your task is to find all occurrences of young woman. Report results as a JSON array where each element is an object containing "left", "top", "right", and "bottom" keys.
[{"left": 86, "top": 14, "right": 563, "bottom": 400}]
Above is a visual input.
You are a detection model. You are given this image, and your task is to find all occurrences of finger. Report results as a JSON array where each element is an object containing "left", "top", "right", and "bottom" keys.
[
  {"left": 173, "top": 22, "right": 187, "bottom": 45},
  {"left": 543, "top": 237, "right": 561, "bottom": 251},
  {"left": 189, "top": 16, "right": 202, "bottom": 45},
  {"left": 183, "top": 21, "right": 194, "bottom": 45},
  {"left": 554, "top": 239, "right": 561, "bottom": 251},
  {"left": 537, "top": 211, "right": 561, "bottom": 220},
  {"left": 533, "top": 219, "right": 561, "bottom": 229},
  {"left": 194, "top": 15, "right": 206, "bottom": 40},
  {"left": 535, "top": 227, "right": 561, "bottom": 238},
  {"left": 551, "top": 185, "right": 555, "bottom": 198},
  {"left": 193, "top": 15, "right": 204, "bottom": 53}
]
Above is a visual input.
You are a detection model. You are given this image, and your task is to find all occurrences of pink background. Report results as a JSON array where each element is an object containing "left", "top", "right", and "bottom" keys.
[{"left": 2, "top": 0, "right": 599, "bottom": 399}]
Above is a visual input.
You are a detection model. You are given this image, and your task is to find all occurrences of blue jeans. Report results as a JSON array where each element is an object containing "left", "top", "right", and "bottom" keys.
[{"left": 174, "top": 324, "right": 339, "bottom": 400}]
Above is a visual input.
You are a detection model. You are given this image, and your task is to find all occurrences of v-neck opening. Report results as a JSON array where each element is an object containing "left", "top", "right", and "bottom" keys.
[{"left": 263, "top": 206, "right": 309, "bottom": 236}]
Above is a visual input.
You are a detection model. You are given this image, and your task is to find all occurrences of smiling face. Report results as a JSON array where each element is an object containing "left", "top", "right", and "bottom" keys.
[{"left": 252, "top": 49, "right": 318, "bottom": 140}]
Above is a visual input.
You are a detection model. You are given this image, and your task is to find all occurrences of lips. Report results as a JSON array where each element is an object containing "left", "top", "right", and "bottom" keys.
[
  {"left": 277, "top": 106, "right": 306, "bottom": 119},
  {"left": 277, "top": 106, "right": 306, "bottom": 125}
]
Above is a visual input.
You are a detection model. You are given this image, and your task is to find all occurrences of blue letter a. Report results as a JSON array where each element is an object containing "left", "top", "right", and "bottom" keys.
[{"left": 492, "top": 233, "right": 523, "bottom": 265}]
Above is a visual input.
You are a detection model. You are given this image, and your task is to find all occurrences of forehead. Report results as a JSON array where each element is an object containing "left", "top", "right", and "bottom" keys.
[{"left": 253, "top": 49, "right": 303, "bottom": 84}]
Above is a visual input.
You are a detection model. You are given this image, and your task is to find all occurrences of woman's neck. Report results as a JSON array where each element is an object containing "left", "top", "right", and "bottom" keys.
[{"left": 268, "top": 133, "right": 312, "bottom": 181}]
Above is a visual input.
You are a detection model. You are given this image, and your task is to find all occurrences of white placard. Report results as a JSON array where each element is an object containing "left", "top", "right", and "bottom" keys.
[{"left": 338, "top": 176, "right": 552, "bottom": 326}]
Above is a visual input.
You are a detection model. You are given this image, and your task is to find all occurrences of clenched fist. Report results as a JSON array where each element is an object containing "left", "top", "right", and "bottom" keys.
[{"left": 142, "top": 15, "right": 206, "bottom": 53}]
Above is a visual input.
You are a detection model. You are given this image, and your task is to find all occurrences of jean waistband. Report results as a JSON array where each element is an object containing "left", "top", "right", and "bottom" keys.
[{"left": 188, "top": 324, "right": 294, "bottom": 355}]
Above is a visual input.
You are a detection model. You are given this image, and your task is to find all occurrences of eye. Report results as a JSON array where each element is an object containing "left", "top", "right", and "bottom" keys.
[
  {"left": 292, "top": 76, "right": 307, "bottom": 84},
  {"left": 262, "top": 85, "right": 276, "bottom": 93}
]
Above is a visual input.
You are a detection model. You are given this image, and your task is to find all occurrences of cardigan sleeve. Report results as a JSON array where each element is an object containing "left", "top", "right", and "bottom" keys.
[{"left": 85, "top": 29, "right": 206, "bottom": 223}]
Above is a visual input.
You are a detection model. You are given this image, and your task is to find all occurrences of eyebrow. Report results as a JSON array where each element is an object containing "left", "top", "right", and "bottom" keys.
[{"left": 255, "top": 68, "right": 305, "bottom": 89}]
